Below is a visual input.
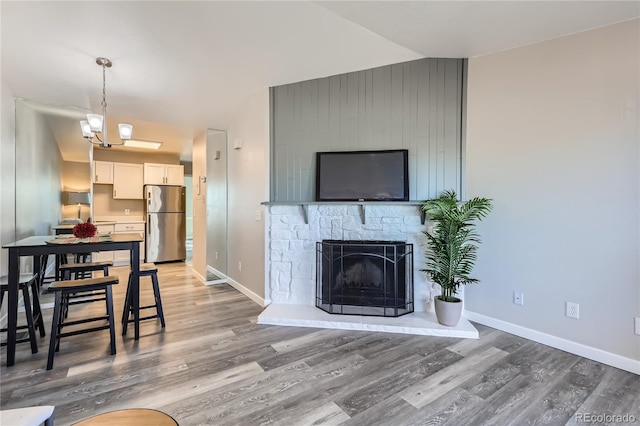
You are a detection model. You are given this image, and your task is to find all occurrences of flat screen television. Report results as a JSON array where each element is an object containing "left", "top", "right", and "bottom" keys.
[{"left": 315, "top": 149, "right": 409, "bottom": 201}]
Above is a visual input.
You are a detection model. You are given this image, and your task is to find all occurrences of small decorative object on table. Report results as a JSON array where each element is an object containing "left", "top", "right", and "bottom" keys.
[{"left": 72, "top": 222, "right": 97, "bottom": 239}]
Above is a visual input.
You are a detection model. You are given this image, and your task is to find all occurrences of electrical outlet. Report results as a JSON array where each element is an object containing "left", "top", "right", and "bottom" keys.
[
  {"left": 238, "top": 261, "right": 242, "bottom": 272},
  {"left": 635, "top": 317, "right": 640, "bottom": 335},
  {"left": 124, "top": 208, "right": 130, "bottom": 215},
  {"left": 513, "top": 291, "right": 524, "bottom": 306},
  {"left": 566, "top": 302, "right": 580, "bottom": 319},
  {"left": 255, "top": 210, "right": 261, "bottom": 221}
]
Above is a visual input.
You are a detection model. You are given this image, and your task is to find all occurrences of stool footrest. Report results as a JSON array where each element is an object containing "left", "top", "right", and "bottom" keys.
[
  {"left": 67, "top": 297, "right": 107, "bottom": 306},
  {"left": 126, "top": 314, "right": 161, "bottom": 322},
  {"left": 59, "top": 315, "right": 109, "bottom": 328},
  {"left": 58, "top": 324, "right": 111, "bottom": 338}
]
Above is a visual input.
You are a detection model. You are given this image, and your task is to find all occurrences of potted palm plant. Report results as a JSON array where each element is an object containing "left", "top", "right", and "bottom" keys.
[{"left": 421, "top": 190, "right": 493, "bottom": 326}]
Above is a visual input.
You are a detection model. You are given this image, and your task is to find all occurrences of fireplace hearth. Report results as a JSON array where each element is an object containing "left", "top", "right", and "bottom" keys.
[{"left": 316, "top": 240, "right": 414, "bottom": 317}]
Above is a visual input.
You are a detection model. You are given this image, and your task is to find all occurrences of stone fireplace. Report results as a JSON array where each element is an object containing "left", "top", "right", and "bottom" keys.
[{"left": 258, "top": 203, "right": 478, "bottom": 338}]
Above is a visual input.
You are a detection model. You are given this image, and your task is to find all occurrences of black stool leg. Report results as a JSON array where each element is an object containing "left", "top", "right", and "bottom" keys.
[
  {"left": 121, "top": 273, "right": 132, "bottom": 328},
  {"left": 30, "top": 279, "right": 46, "bottom": 338},
  {"left": 105, "top": 285, "right": 116, "bottom": 355},
  {"left": 47, "top": 292, "right": 63, "bottom": 370},
  {"left": 151, "top": 273, "right": 166, "bottom": 328},
  {"left": 21, "top": 283, "right": 38, "bottom": 354}
]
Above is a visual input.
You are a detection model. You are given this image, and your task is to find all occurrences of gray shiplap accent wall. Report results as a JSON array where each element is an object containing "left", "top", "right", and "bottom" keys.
[{"left": 271, "top": 58, "right": 465, "bottom": 202}]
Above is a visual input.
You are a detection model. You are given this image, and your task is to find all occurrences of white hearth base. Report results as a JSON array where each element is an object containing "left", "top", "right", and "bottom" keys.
[{"left": 258, "top": 304, "right": 479, "bottom": 339}]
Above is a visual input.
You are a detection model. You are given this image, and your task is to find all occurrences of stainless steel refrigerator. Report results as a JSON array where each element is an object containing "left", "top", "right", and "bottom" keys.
[{"left": 145, "top": 185, "right": 186, "bottom": 262}]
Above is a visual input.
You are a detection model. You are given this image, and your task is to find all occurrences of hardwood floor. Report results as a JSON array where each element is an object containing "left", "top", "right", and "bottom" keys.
[{"left": 2, "top": 262, "right": 638, "bottom": 425}]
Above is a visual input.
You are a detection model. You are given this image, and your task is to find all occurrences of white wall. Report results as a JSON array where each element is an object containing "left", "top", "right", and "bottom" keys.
[
  {"left": 226, "top": 88, "right": 270, "bottom": 303},
  {"left": 14, "top": 100, "right": 63, "bottom": 239},
  {"left": 1, "top": 78, "right": 16, "bottom": 276},
  {"left": 465, "top": 19, "right": 639, "bottom": 368}
]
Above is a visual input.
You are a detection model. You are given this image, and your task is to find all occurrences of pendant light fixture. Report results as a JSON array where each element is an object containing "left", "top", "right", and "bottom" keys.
[{"left": 80, "top": 57, "right": 133, "bottom": 148}]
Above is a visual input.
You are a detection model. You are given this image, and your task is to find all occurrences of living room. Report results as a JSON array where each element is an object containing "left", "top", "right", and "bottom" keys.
[{"left": 1, "top": 2, "right": 638, "bottom": 424}]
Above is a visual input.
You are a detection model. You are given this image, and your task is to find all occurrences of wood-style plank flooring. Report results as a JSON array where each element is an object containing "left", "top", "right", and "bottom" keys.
[{"left": 1, "top": 262, "right": 639, "bottom": 425}]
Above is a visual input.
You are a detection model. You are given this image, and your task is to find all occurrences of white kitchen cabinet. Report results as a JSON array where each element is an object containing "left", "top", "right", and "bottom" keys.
[
  {"left": 93, "top": 222, "right": 145, "bottom": 265},
  {"left": 113, "top": 163, "right": 144, "bottom": 199},
  {"left": 93, "top": 161, "right": 114, "bottom": 184},
  {"left": 92, "top": 224, "right": 114, "bottom": 262},
  {"left": 113, "top": 222, "right": 145, "bottom": 264},
  {"left": 144, "top": 163, "right": 184, "bottom": 186},
  {"left": 165, "top": 164, "right": 184, "bottom": 185}
]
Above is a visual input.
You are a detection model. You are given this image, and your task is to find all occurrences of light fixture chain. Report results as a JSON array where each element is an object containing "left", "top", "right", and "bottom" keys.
[
  {"left": 101, "top": 63, "right": 107, "bottom": 109},
  {"left": 101, "top": 62, "right": 108, "bottom": 146}
]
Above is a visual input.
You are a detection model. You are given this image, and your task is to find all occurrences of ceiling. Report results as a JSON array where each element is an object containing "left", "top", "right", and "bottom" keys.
[{"left": 2, "top": 1, "right": 638, "bottom": 162}]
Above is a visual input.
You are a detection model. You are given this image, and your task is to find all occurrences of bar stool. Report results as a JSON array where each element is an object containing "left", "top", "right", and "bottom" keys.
[
  {"left": 0, "top": 274, "right": 46, "bottom": 354},
  {"left": 58, "top": 260, "right": 113, "bottom": 319},
  {"left": 47, "top": 276, "right": 119, "bottom": 370},
  {"left": 122, "top": 263, "right": 165, "bottom": 336}
]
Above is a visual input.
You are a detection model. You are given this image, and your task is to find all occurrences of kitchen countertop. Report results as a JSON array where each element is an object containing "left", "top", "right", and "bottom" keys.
[{"left": 94, "top": 218, "right": 145, "bottom": 224}]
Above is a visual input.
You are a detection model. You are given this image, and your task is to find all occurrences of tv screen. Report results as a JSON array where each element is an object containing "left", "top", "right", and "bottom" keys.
[{"left": 315, "top": 149, "right": 409, "bottom": 201}]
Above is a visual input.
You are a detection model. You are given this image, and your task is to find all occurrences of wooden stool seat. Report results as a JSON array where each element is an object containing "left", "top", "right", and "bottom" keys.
[
  {"left": 47, "top": 276, "right": 119, "bottom": 370},
  {"left": 72, "top": 408, "right": 178, "bottom": 425},
  {"left": 139, "top": 263, "right": 158, "bottom": 273},
  {"left": 0, "top": 405, "right": 54, "bottom": 426},
  {"left": 59, "top": 261, "right": 112, "bottom": 280},
  {"left": 0, "top": 274, "right": 46, "bottom": 354},
  {"left": 122, "top": 263, "right": 165, "bottom": 335}
]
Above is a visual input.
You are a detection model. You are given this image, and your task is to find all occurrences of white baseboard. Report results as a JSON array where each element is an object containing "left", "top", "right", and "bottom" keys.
[
  {"left": 191, "top": 268, "right": 206, "bottom": 284},
  {"left": 202, "top": 265, "right": 265, "bottom": 306},
  {"left": 205, "top": 265, "right": 227, "bottom": 284},
  {"left": 225, "top": 275, "right": 267, "bottom": 308},
  {"left": 465, "top": 311, "right": 640, "bottom": 375}
]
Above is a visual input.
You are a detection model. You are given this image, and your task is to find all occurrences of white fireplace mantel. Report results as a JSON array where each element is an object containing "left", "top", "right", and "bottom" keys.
[{"left": 261, "top": 200, "right": 427, "bottom": 225}]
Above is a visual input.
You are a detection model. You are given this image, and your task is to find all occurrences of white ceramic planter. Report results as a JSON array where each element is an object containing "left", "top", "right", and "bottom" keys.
[{"left": 434, "top": 296, "right": 462, "bottom": 326}]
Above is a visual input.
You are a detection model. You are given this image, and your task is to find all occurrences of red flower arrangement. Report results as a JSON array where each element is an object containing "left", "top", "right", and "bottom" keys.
[{"left": 72, "top": 222, "right": 97, "bottom": 239}]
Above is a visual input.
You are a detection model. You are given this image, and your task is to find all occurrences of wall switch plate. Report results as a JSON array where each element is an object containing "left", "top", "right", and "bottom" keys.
[
  {"left": 255, "top": 210, "right": 261, "bottom": 221},
  {"left": 513, "top": 291, "right": 524, "bottom": 305},
  {"left": 635, "top": 317, "right": 640, "bottom": 335},
  {"left": 238, "top": 261, "right": 242, "bottom": 272},
  {"left": 215, "top": 251, "right": 218, "bottom": 260},
  {"left": 566, "top": 302, "right": 580, "bottom": 319}
]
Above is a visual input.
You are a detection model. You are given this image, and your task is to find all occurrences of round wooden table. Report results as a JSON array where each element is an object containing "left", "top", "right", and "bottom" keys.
[{"left": 73, "top": 408, "right": 179, "bottom": 425}]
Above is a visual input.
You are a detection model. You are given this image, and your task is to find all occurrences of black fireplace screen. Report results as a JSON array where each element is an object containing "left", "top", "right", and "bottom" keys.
[{"left": 316, "top": 240, "right": 414, "bottom": 317}]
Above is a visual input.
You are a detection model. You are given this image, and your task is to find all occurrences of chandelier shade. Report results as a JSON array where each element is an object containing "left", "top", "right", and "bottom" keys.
[
  {"left": 118, "top": 123, "right": 133, "bottom": 139},
  {"left": 80, "top": 57, "right": 133, "bottom": 148},
  {"left": 80, "top": 120, "right": 94, "bottom": 138}
]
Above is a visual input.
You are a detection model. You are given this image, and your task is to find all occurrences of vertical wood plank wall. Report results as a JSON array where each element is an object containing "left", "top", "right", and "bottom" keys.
[{"left": 270, "top": 57, "right": 465, "bottom": 202}]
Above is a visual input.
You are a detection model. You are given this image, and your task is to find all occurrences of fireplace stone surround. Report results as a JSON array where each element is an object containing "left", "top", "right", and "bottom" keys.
[{"left": 258, "top": 203, "right": 478, "bottom": 338}]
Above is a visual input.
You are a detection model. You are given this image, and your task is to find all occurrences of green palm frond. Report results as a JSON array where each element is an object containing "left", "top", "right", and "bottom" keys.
[{"left": 421, "top": 190, "right": 492, "bottom": 300}]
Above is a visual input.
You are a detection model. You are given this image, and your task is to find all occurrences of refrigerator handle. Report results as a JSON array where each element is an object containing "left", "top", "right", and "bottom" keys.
[{"left": 148, "top": 215, "right": 151, "bottom": 235}]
